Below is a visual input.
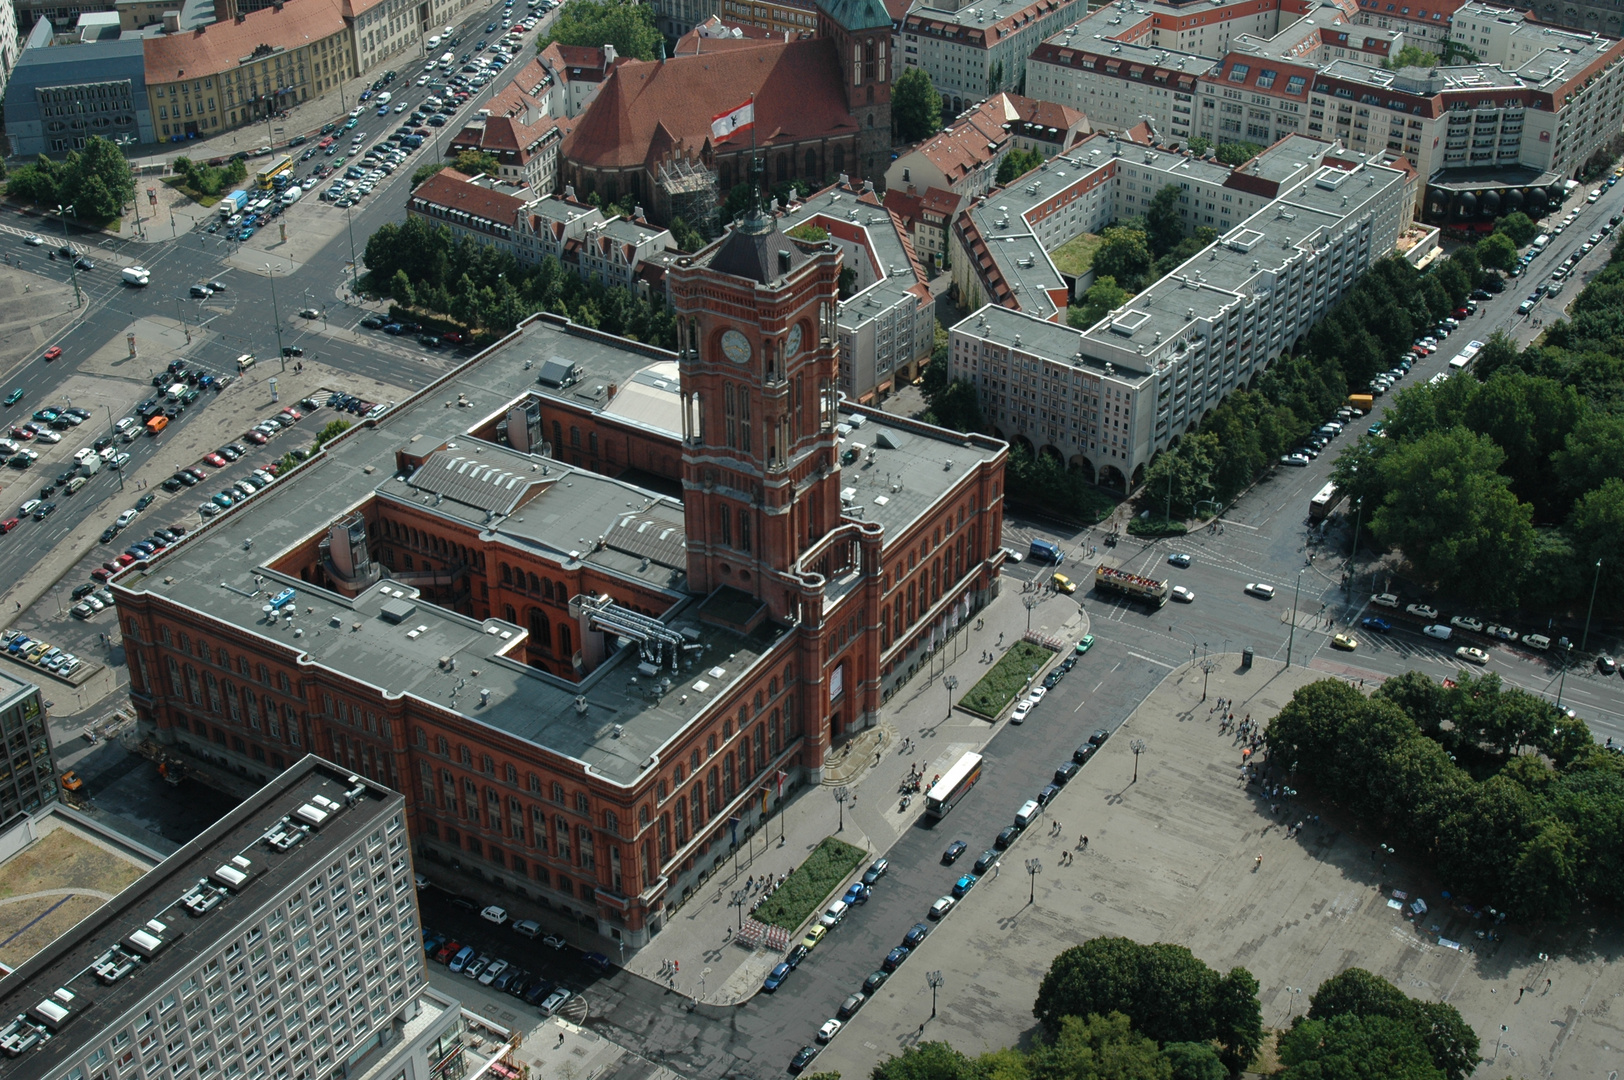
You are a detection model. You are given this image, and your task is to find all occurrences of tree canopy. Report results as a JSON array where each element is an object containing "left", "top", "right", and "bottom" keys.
[
  {"left": 894, "top": 67, "right": 944, "bottom": 144},
  {"left": 1305, "top": 969, "right": 1480, "bottom": 1080},
  {"left": 538, "top": 0, "right": 661, "bottom": 60},
  {"left": 6, "top": 137, "right": 136, "bottom": 221},
  {"left": 1091, "top": 226, "right": 1156, "bottom": 292},
  {"left": 997, "top": 146, "right": 1046, "bottom": 185},
  {"left": 363, "top": 214, "right": 676, "bottom": 348},
  {"left": 1033, "top": 938, "right": 1263, "bottom": 1071},
  {"left": 1266, "top": 675, "right": 1624, "bottom": 921}
]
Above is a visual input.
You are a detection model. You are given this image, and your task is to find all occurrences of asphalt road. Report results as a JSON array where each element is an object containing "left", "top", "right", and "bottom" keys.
[
  {"left": 418, "top": 637, "right": 1168, "bottom": 1079},
  {"left": 0, "top": 0, "right": 555, "bottom": 608}
]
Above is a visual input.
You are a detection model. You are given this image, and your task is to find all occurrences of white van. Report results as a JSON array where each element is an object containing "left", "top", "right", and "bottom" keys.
[
  {"left": 165, "top": 382, "right": 187, "bottom": 403},
  {"left": 818, "top": 899, "right": 849, "bottom": 929},
  {"left": 1014, "top": 800, "right": 1041, "bottom": 829},
  {"left": 1422, "top": 624, "right": 1453, "bottom": 640},
  {"left": 426, "top": 34, "right": 441, "bottom": 48},
  {"left": 377, "top": 91, "right": 392, "bottom": 105},
  {"left": 439, "top": 51, "right": 454, "bottom": 67},
  {"left": 236, "top": 353, "right": 257, "bottom": 372}
]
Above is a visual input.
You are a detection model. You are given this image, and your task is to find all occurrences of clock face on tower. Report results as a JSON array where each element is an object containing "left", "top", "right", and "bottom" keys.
[
  {"left": 785, "top": 324, "right": 802, "bottom": 357},
  {"left": 721, "top": 329, "right": 752, "bottom": 364}
]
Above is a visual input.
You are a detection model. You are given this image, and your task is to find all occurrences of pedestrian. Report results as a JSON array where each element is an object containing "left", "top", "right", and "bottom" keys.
[
  {"left": 993, "top": 861, "right": 1000, "bottom": 878},
  {"left": 1081, "top": 835, "right": 1088, "bottom": 849},
  {"left": 1255, "top": 853, "right": 1263, "bottom": 868},
  {"left": 557, "top": 1033, "right": 566, "bottom": 1047}
]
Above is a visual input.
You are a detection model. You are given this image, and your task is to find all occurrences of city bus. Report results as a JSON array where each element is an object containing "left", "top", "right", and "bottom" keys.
[
  {"left": 924, "top": 751, "right": 983, "bottom": 819},
  {"left": 1309, "top": 481, "right": 1345, "bottom": 521},
  {"left": 1447, "top": 339, "right": 1483, "bottom": 374},
  {"left": 256, "top": 155, "right": 294, "bottom": 190}
]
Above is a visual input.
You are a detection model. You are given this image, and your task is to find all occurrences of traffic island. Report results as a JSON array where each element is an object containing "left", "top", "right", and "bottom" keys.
[
  {"left": 958, "top": 640, "right": 1054, "bottom": 719},
  {"left": 750, "top": 835, "right": 867, "bottom": 932}
]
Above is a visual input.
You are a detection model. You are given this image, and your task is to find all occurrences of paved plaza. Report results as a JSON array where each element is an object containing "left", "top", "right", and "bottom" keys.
[{"left": 814, "top": 653, "right": 1624, "bottom": 1080}]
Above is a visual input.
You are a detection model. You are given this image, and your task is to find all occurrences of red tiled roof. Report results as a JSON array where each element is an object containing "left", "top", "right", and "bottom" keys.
[
  {"left": 145, "top": 0, "right": 348, "bottom": 81},
  {"left": 411, "top": 169, "right": 526, "bottom": 224},
  {"left": 919, "top": 186, "right": 961, "bottom": 218},
  {"left": 561, "top": 39, "right": 855, "bottom": 170},
  {"left": 906, "top": 95, "right": 1018, "bottom": 181},
  {"left": 881, "top": 187, "right": 923, "bottom": 226}
]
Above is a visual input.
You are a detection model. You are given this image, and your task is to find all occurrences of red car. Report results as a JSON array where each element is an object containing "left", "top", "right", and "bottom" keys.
[
  {"left": 186, "top": 466, "right": 207, "bottom": 482},
  {"left": 0, "top": 517, "right": 18, "bottom": 533},
  {"left": 42, "top": 346, "right": 61, "bottom": 362},
  {"left": 244, "top": 430, "right": 268, "bottom": 444},
  {"left": 9, "top": 426, "right": 31, "bottom": 440},
  {"left": 279, "top": 408, "right": 302, "bottom": 422},
  {"left": 433, "top": 940, "right": 461, "bottom": 964},
  {"left": 115, "top": 553, "right": 135, "bottom": 567},
  {"left": 91, "top": 567, "right": 112, "bottom": 583},
  {"left": 203, "top": 453, "right": 227, "bottom": 467}
]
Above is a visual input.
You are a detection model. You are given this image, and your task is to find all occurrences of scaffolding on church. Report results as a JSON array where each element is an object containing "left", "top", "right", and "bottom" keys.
[{"left": 658, "top": 155, "right": 719, "bottom": 237}]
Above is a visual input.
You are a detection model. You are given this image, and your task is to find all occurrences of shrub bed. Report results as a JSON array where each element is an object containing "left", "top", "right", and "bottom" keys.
[
  {"left": 1128, "top": 516, "right": 1189, "bottom": 538},
  {"left": 958, "top": 641, "right": 1052, "bottom": 718},
  {"left": 752, "top": 835, "right": 867, "bottom": 931}
]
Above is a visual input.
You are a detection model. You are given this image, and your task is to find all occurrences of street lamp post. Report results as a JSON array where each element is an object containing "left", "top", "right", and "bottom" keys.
[
  {"left": 1024, "top": 857, "right": 1042, "bottom": 905},
  {"left": 926, "top": 970, "right": 944, "bottom": 1020},
  {"left": 104, "top": 406, "right": 124, "bottom": 492},
  {"left": 1286, "top": 569, "right": 1304, "bottom": 669},
  {"left": 730, "top": 887, "right": 749, "bottom": 929},
  {"left": 834, "top": 786, "right": 849, "bottom": 832},
  {"left": 1555, "top": 642, "right": 1573, "bottom": 709},
  {"left": 1348, "top": 496, "right": 1364, "bottom": 571},
  {"left": 1580, "top": 559, "right": 1601, "bottom": 653},
  {"left": 1024, "top": 595, "right": 1038, "bottom": 633},
  {"left": 344, "top": 201, "right": 361, "bottom": 295},
  {"left": 264, "top": 263, "right": 287, "bottom": 372},
  {"left": 54, "top": 204, "right": 82, "bottom": 308},
  {"left": 942, "top": 674, "right": 957, "bottom": 718},
  {"left": 1130, "top": 738, "right": 1146, "bottom": 782}
]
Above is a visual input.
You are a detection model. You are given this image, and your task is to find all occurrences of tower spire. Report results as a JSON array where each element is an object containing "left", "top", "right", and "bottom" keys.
[{"left": 742, "top": 153, "right": 772, "bottom": 235}]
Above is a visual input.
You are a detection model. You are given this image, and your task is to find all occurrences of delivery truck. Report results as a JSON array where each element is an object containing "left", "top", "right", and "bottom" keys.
[
  {"left": 218, "top": 189, "right": 250, "bottom": 217},
  {"left": 1348, "top": 393, "right": 1373, "bottom": 413},
  {"left": 1093, "top": 564, "right": 1170, "bottom": 608},
  {"left": 121, "top": 266, "right": 150, "bottom": 286}
]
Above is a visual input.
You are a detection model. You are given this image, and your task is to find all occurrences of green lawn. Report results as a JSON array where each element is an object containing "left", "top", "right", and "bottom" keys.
[
  {"left": 1049, "top": 232, "right": 1104, "bottom": 277},
  {"left": 752, "top": 835, "right": 868, "bottom": 931},
  {"left": 959, "top": 640, "right": 1053, "bottom": 718}
]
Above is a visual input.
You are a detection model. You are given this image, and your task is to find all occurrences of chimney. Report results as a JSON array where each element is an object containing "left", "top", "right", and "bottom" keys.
[
  {"left": 564, "top": 183, "right": 576, "bottom": 200},
  {"left": 601, "top": 43, "right": 616, "bottom": 65},
  {"left": 633, "top": 204, "right": 644, "bottom": 220},
  {"left": 163, "top": 10, "right": 180, "bottom": 31}
]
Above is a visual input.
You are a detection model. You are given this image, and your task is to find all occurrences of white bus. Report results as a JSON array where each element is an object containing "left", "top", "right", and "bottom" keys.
[
  {"left": 924, "top": 752, "right": 983, "bottom": 819},
  {"left": 1447, "top": 339, "right": 1483, "bottom": 373}
]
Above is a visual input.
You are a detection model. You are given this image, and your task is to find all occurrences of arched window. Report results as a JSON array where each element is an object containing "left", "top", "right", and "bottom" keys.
[
  {"left": 804, "top": 148, "right": 818, "bottom": 177},
  {"left": 777, "top": 153, "right": 789, "bottom": 183},
  {"left": 833, "top": 145, "right": 845, "bottom": 174},
  {"left": 530, "top": 608, "right": 551, "bottom": 651}
]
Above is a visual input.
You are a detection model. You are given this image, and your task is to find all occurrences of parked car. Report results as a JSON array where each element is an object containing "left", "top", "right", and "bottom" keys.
[{"left": 942, "top": 840, "right": 967, "bottom": 864}]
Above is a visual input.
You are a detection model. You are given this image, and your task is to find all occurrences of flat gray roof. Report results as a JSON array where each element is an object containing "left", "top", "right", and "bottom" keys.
[
  {"left": 0, "top": 758, "right": 397, "bottom": 1080},
  {"left": 113, "top": 309, "right": 993, "bottom": 787},
  {"left": 778, "top": 186, "right": 926, "bottom": 335}
]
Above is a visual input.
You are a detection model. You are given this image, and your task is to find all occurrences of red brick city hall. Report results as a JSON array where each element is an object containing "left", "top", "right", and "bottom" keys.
[{"left": 112, "top": 207, "right": 1009, "bottom": 946}]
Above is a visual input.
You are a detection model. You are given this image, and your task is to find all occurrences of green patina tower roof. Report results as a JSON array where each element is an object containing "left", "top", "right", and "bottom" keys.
[{"left": 818, "top": 0, "right": 893, "bottom": 31}]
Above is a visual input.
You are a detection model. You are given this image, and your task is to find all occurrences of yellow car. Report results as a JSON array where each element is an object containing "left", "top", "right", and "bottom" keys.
[
  {"left": 800, "top": 924, "right": 827, "bottom": 952},
  {"left": 1331, "top": 633, "right": 1358, "bottom": 651},
  {"left": 1051, "top": 572, "right": 1077, "bottom": 594}
]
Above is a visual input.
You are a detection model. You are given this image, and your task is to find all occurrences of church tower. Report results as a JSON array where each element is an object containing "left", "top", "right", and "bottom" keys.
[
  {"left": 815, "top": 0, "right": 895, "bottom": 180},
  {"left": 670, "top": 193, "right": 844, "bottom": 624}
]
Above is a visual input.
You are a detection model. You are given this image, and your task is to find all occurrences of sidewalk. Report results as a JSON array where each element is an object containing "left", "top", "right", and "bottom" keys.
[{"left": 620, "top": 580, "right": 1089, "bottom": 1006}]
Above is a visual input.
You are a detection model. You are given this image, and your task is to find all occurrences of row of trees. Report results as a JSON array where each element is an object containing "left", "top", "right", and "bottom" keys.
[
  {"left": 1267, "top": 675, "right": 1619, "bottom": 922},
  {"left": 362, "top": 215, "right": 678, "bottom": 348},
  {"left": 1329, "top": 239, "right": 1624, "bottom": 608},
  {"left": 1183, "top": 137, "right": 1266, "bottom": 166},
  {"left": 538, "top": 0, "right": 661, "bottom": 60},
  {"left": 863, "top": 942, "right": 1475, "bottom": 1080},
  {"left": 6, "top": 136, "right": 137, "bottom": 222},
  {"left": 172, "top": 155, "right": 249, "bottom": 198}
]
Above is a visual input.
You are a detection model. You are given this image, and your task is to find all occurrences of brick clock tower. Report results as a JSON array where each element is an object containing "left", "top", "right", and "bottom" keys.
[
  {"left": 670, "top": 200, "right": 844, "bottom": 624},
  {"left": 816, "top": 0, "right": 895, "bottom": 180}
]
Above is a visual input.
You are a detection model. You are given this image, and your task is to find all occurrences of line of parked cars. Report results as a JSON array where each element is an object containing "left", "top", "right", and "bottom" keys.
[
  {"left": 1011, "top": 634, "right": 1092, "bottom": 722},
  {"left": 1362, "top": 592, "right": 1576, "bottom": 666},
  {"left": 421, "top": 903, "right": 611, "bottom": 1020},
  {"left": 1, "top": 627, "right": 86, "bottom": 677}
]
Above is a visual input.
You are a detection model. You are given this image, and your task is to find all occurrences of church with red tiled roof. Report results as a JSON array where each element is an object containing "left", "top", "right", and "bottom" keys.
[{"left": 558, "top": 0, "right": 893, "bottom": 226}]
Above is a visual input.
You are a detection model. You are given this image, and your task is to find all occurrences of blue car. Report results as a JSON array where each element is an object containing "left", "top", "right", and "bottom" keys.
[
  {"left": 448, "top": 946, "right": 475, "bottom": 973},
  {"left": 762, "top": 962, "right": 792, "bottom": 992},
  {"left": 212, "top": 492, "right": 235, "bottom": 508},
  {"left": 1360, "top": 617, "right": 1392, "bottom": 633},
  {"left": 8, "top": 636, "right": 31, "bottom": 654},
  {"left": 239, "top": 228, "right": 255, "bottom": 241},
  {"left": 359, "top": 89, "right": 373, "bottom": 102},
  {"left": 423, "top": 933, "right": 446, "bottom": 954},
  {"left": 486, "top": 21, "right": 497, "bottom": 30},
  {"left": 952, "top": 874, "right": 977, "bottom": 897},
  {"left": 843, "top": 882, "right": 868, "bottom": 906}
]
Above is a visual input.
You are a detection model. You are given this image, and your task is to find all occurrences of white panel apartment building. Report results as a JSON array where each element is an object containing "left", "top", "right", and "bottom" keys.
[
  {"left": 951, "top": 131, "right": 1350, "bottom": 314},
  {"left": 0, "top": 758, "right": 464, "bottom": 1080},
  {"left": 898, "top": 0, "right": 1090, "bottom": 115},
  {"left": 948, "top": 154, "right": 1410, "bottom": 488}
]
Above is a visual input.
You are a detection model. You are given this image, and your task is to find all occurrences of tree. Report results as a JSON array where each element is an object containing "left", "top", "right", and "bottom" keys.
[
  {"left": 1026, "top": 1013, "right": 1173, "bottom": 1080},
  {"left": 668, "top": 215, "right": 707, "bottom": 252},
  {"left": 870, "top": 1041, "right": 974, "bottom": 1080},
  {"left": 539, "top": 0, "right": 662, "bottom": 60},
  {"left": 1306, "top": 970, "right": 1479, "bottom": 1080},
  {"left": 1493, "top": 211, "right": 1538, "bottom": 246},
  {"left": 1475, "top": 231, "right": 1517, "bottom": 272},
  {"left": 1368, "top": 426, "right": 1535, "bottom": 605},
  {"left": 1162, "top": 1043, "right": 1224, "bottom": 1080},
  {"left": 1142, "top": 433, "right": 1218, "bottom": 520},
  {"left": 1214, "top": 141, "right": 1264, "bottom": 166},
  {"left": 411, "top": 161, "right": 449, "bottom": 187},
  {"left": 1144, "top": 185, "right": 1187, "bottom": 258},
  {"left": 75, "top": 136, "right": 135, "bottom": 217},
  {"left": 997, "top": 146, "right": 1045, "bottom": 185},
  {"left": 1385, "top": 43, "right": 1441, "bottom": 68},
  {"left": 1091, "top": 226, "right": 1155, "bottom": 293},
  {"left": 1185, "top": 136, "right": 1211, "bottom": 156},
  {"left": 1278, "top": 1014, "right": 1445, "bottom": 1080},
  {"left": 893, "top": 67, "right": 944, "bottom": 143},
  {"left": 453, "top": 150, "right": 501, "bottom": 176},
  {"left": 1068, "top": 275, "right": 1131, "bottom": 330}
]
